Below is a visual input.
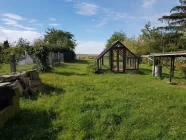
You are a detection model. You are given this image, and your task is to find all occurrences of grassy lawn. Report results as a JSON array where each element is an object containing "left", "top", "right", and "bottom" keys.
[{"left": 1, "top": 60, "right": 186, "bottom": 139}]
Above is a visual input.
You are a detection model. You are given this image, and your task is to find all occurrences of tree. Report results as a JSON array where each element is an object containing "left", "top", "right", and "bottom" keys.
[
  {"left": 44, "top": 28, "right": 76, "bottom": 50},
  {"left": 16, "top": 37, "right": 30, "bottom": 48},
  {"left": 106, "top": 31, "right": 127, "bottom": 48},
  {"left": 3, "top": 40, "right": 10, "bottom": 49},
  {"left": 158, "top": 0, "right": 186, "bottom": 31}
]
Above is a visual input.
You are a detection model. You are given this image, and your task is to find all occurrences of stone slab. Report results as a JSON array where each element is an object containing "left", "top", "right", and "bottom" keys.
[
  {"left": 0, "top": 82, "right": 11, "bottom": 87},
  {"left": 29, "top": 70, "right": 40, "bottom": 80},
  {"left": 0, "top": 75, "right": 16, "bottom": 83},
  {"left": 12, "top": 80, "right": 24, "bottom": 96},
  {"left": 29, "top": 80, "right": 42, "bottom": 88},
  {"left": 30, "top": 85, "right": 43, "bottom": 93}
]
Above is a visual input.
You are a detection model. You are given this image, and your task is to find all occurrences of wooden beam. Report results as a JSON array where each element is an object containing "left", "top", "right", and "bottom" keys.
[
  {"left": 117, "top": 49, "right": 119, "bottom": 72},
  {"left": 123, "top": 48, "right": 126, "bottom": 73},
  {"left": 153, "top": 57, "right": 156, "bottom": 77},
  {"left": 169, "top": 57, "right": 173, "bottom": 83}
]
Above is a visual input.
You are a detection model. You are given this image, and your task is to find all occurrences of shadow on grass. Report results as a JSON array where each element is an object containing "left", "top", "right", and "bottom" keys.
[
  {"left": 72, "top": 59, "right": 92, "bottom": 64},
  {"left": 54, "top": 71, "right": 87, "bottom": 76},
  {"left": 0, "top": 109, "right": 62, "bottom": 140},
  {"left": 24, "top": 84, "right": 65, "bottom": 101},
  {"left": 139, "top": 68, "right": 152, "bottom": 75}
]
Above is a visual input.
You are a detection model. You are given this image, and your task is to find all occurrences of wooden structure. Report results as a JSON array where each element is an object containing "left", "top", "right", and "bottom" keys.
[
  {"left": 96, "top": 41, "right": 139, "bottom": 73},
  {"left": 148, "top": 52, "right": 186, "bottom": 82}
]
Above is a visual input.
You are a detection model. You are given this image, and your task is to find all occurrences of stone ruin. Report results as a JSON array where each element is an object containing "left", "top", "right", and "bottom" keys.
[{"left": 0, "top": 69, "right": 43, "bottom": 128}]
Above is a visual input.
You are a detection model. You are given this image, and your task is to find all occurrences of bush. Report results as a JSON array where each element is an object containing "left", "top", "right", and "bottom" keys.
[
  {"left": 30, "top": 46, "right": 51, "bottom": 72},
  {"left": 87, "top": 63, "right": 98, "bottom": 74},
  {"left": 176, "top": 59, "right": 186, "bottom": 77}
]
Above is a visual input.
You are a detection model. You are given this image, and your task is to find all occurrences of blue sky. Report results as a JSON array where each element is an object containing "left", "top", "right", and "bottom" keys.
[{"left": 0, "top": 0, "right": 178, "bottom": 54}]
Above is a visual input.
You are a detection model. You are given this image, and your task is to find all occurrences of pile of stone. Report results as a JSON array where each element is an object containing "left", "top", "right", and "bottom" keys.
[
  {"left": 0, "top": 69, "right": 43, "bottom": 96},
  {"left": 0, "top": 84, "right": 20, "bottom": 128}
]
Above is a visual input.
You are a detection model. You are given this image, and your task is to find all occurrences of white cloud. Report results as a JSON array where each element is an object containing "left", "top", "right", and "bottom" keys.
[
  {"left": 49, "top": 18, "right": 56, "bottom": 21},
  {"left": 2, "top": 13, "right": 24, "bottom": 20},
  {"left": 142, "top": 0, "right": 157, "bottom": 8},
  {"left": 75, "top": 40, "right": 105, "bottom": 54},
  {"left": 1, "top": 18, "right": 36, "bottom": 30},
  {"left": 29, "top": 19, "right": 38, "bottom": 23},
  {"left": 75, "top": 2, "right": 99, "bottom": 16},
  {"left": 139, "top": 12, "right": 169, "bottom": 27},
  {"left": 33, "top": 24, "right": 43, "bottom": 27},
  {"left": 95, "top": 18, "right": 108, "bottom": 27},
  {"left": 0, "top": 28, "right": 42, "bottom": 43},
  {"left": 48, "top": 23, "right": 60, "bottom": 26}
]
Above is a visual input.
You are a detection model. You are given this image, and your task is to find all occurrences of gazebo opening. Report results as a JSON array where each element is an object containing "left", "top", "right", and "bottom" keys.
[{"left": 96, "top": 40, "right": 139, "bottom": 73}]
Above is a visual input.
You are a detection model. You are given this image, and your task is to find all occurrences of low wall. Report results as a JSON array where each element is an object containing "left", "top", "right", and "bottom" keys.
[{"left": 0, "top": 69, "right": 43, "bottom": 95}]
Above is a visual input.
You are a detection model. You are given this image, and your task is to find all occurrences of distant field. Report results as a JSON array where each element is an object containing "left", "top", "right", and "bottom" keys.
[{"left": 1, "top": 60, "right": 186, "bottom": 139}]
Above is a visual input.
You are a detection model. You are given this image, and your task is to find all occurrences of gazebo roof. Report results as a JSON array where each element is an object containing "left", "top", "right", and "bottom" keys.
[{"left": 96, "top": 40, "right": 139, "bottom": 60}]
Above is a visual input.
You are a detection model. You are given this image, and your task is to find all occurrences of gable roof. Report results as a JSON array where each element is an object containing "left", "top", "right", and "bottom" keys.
[{"left": 96, "top": 40, "right": 139, "bottom": 60}]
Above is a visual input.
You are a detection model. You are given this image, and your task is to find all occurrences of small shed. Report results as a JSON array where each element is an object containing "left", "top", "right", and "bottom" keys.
[{"left": 96, "top": 40, "right": 139, "bottom": 73}]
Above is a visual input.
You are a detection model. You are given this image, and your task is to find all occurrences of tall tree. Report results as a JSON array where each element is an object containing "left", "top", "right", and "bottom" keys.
[
  {"left": 158, "top": 0, "right": 186, "bottom": 31},
  {"left": 44, "top": 28, "right": 76, "bottom": 50},
  {"left": 106, "top": 31, "right": 127, "bottom": 48},
  {"left": 3, "top": 40, "right": 10, "bottom": 49}
]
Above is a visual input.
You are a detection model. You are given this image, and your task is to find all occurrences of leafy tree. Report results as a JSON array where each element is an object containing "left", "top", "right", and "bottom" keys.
[
  {"left": 44, "top": 28, "right": 76, "bottom": 50},
  {"left": 158, "top": 0, "right": 186, "bottom": 31},
  {"left": 106, "top": 31, "right": 127, "bottom": 48},
  {"left": 3, "top": 40, "right": 10, "bottom": 49},
  {"left": 17, "top": 37, "right": 30, "bottom": 48}
]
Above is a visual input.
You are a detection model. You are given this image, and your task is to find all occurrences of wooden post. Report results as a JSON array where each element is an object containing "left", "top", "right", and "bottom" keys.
[
  {"left": 123, "top": 48, "right": 126, "bottom": 73},
  {"left": 169, "top": 57, "right": 173, "bottom": 83},
  {"left": 58, "top": 52, "right": 60, "bottom": 63},
  {"left": 10, "top": 54, "right": 16, "bottom": 73},
  {"left": 102, "top": 57, "right": 104, "bottom": 65},
  {"left": 153, "top": 57, "right": 156, "bottom": 77},
  {"left": 110, "top": 50, "right": 113, "bottom": 72},
  {"left": 117, "top": 49, "right": 119, "bottom": 72},
  {"left": 172, "top": 57, "right": 175, "bottom": 78}
]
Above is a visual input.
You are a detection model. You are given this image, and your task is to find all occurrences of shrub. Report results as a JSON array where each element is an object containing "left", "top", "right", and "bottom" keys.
[
  {"left": 87, "top": 63, "right": 98, "bottom": 74},
  {"left": 176, "top": 58, "right": 186, "bottom": 77},
  {"left": 30, "top": 46, "right": 51, "bottom": 72}
]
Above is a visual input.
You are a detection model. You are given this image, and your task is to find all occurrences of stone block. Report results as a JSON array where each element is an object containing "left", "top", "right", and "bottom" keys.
[
  {"left": 12, "top": 80, "right": 24, "bottom": 96},
  {"left": 0, "top": 82, "right": 11, "bottom": 87},
  {"left": 29, "top": 80, "right": 42, "bottom": 88},
  {"left": 30, "top": 85, "right": 43, "bottom": 93},
  {"left": 0, "top": 75, "right": 16, "bottom": 83},
  {"left": 29, "top": 70, "right": 40, "bottom": 80}
]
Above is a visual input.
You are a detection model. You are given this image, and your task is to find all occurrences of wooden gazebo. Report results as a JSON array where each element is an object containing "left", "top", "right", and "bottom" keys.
[{"left": 96, "top": 40, "right": 139, "bottom": 73}]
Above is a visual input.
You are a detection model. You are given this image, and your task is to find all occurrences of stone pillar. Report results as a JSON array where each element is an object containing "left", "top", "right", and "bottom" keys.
[{"left": 10, "top": 54, "right": 16, "bottom": 73}]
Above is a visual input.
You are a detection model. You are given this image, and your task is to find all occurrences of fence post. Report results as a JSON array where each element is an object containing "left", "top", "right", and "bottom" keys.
[
  {"left": 49, "top": 52, "right": 53, "bottom": 66},
  {"left": 61, "top": 53, "right": 64, "bottom": 63},
  {"left": 58, "top": 52, "right": 60, "bottom": 63},
  {"left": 10, "top": 54, "right": 16, "bottom": 73}
]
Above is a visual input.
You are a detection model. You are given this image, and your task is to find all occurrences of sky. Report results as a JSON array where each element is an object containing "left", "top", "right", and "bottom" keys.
[{"left": 0, "top": 0, "right": 179, "bottom": 54}]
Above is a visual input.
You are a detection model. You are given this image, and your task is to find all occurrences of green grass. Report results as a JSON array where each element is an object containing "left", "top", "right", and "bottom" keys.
[
  {"left": 1, "top": 60, "right": 186, "bottom": 139},
  {"left": 0, "top": 64, "right": 34, "bottom": 75}
]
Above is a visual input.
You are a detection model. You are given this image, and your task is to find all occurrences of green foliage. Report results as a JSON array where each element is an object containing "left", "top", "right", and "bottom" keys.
[
  {"left": 3, "top": 40, "right": 10, "bottom": 49},
  {"left": 1, "top": 60, "right": 186, "bottom": 139},
  {"left": 44, "top": 28, "right": 76, "bottom": 50},
  {"left": 87, "top": 63, "right": 98, "bottom": 74},
  {"left": 106, "top": 31, "right": 127, "bottom": 48},
  {"left": 158, "top": 0, "right": 186, "bottom": 31},
  {"left": 176, "top": 58, "right": 186, "bottom": 77},
  {"left": 30, "top": 46, "right": 51, "bottom": 72}
]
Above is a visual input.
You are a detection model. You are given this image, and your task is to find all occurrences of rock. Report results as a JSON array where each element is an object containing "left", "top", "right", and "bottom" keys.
[
  {"left": 30, "top": 85, "right": 43, "bottom": 93},
  {"left": 11, "top": 80, "right": 24, "bottom": 96},
  {"left": 29, "top": 80, "right": 42, "bottom": 88},
  {"left": 29, "top": 70, "right": 40, "bottom": 80},
  {"left": 0, "top": 82, "right": 11, "bottom": 87},
  {"left": 0, "top": 75, "right": 16, "bottom": 83}
]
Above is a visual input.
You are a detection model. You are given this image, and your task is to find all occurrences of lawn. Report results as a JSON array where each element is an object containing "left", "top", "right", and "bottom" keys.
[{"left": 1, "top": 60, "right": 186, "bottom": 139}]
